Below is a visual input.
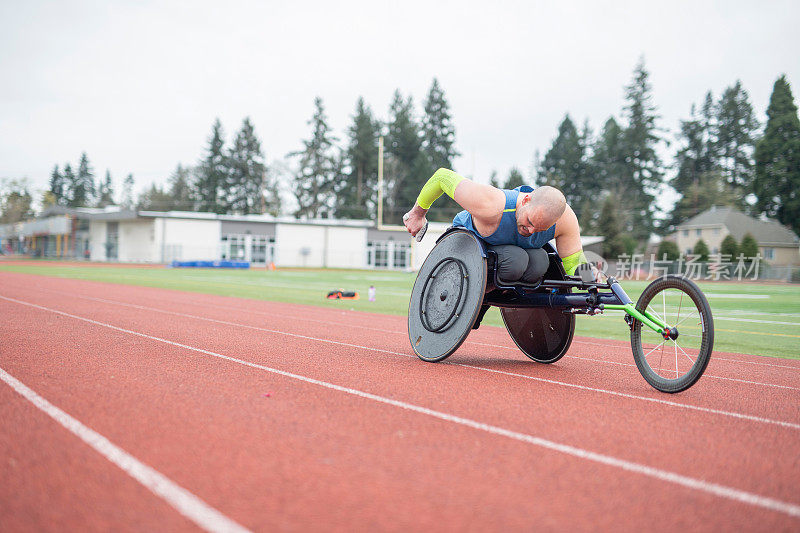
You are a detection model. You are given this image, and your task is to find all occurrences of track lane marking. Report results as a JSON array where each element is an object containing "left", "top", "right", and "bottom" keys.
[
  {"left": 11, "top": 291, "right": 800, "bottom": 427},
  {"left": 26, "top": 286, "right": 800, "bottom": 379},
  {"left": 18, "top": 279, "right": 800, "bottom": 369},
  {"left": 0, "top": 366, "right": 250, "bottom": 533},
  {"left": 2, "top": 294, "right": 799, "bottom": 520}
]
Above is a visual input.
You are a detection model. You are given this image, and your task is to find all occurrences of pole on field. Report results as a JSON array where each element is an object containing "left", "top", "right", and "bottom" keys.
[
  {"left": 376, "top": 135, "right": 407, "bottom": 234},
  {"left": 377, "top": 136, "right": 384, "bottom": 228}
]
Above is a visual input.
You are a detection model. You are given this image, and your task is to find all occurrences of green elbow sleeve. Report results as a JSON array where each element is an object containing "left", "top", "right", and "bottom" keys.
[
  {"left": 416, "top": 168, "right": 465, "bottom": 209},
  {"left": 562, "top": 250, "right": 588, "bottom": 276}
]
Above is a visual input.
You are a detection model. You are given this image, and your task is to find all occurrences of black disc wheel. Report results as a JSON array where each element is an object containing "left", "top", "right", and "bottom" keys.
[
  {"left": 501, "top": 307, "right": 575, "bottom": 363},
  {"left": 408, "top": 230, "right": 487, "bottom": 362},
  {"left": 630, "top": 275, "right": 714, "bottom": 393}
]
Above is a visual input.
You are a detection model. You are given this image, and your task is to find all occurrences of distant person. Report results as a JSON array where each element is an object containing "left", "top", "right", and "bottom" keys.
[
  {"left": 403, "top": 168, "right": 589, "bottom": 283},
  {"left": 368, "top": 285, "right": 376, "bottom": 302}
]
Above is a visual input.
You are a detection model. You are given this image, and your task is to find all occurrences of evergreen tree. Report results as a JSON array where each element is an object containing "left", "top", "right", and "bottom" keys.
[
  {"left": 502, "top": 167, "right": 525, "bottom": 189},
  {"left": 121, "top": 173, "right": 135, "bottom": 208},
  {"left": 488, "top": 170, "right": 501, "bottom": 188},
  {"left": 48, "top": 165, "right": 66, "bottom": 206},
  {"left": 261, "top": 165, "right": 282, "bottom": 216},
  {"left": 195, "top": 119, "right": 227, "bottom": 214},
  {"left": 720, "top": 234, "right": 739, "bottom": 258},
  {"left": 700, "top": 91, "right": 719, "bottom": 168},
  {"left": 656, "top": 240, "right": 680, "bottom": 260},
  {"left": 96, "top": 170, "right": 115, "bottom": 207},
  {"left": 539, "top": 114, "right": 591, "bottom": 215},
  {"left": 693, "top": 239, "right": 710, "bottom": 261},
  {"left": 0, "top": 179, "right": 34, "bottom": 224},
  {"left": 753, "top": 75, "right": 800, "bottom": 234},
  {"left": 530, "top": 149, "right": 542, "bottom": 186},
  {"left": 226, "top": 118, "right": 267, "bottom": 214},
  {"left": 168, "top": 164, "right": 194, "bottom": 211},
  {"left": 421, "top": 78, "right": 459, "bottom": 174},
  {"left": 598, "top": 194, "right": 626, "bottom": 259},
  {"left": 62, "top": 164, "right": 76, "bottom": 205},
  {"left": 70, "top": 152, "right": 95, "bottom": 207},
  {"left": 716, "top": 81, "right": 759, "bottom": 196},
  {"left": 592, "top": 117, "right": 627, "bottom": 194},
  {"left": 673, "top": 104, "right": 712, "bottom": 195},
  {"left": 621, "top": 58, "right": 665, "bottom": 240},
  {"left": 335, "top": 97, "right": 380, "bottom": 219},
  {"left": 384, "top": 90, "right": 429, "bottom": 222},
  {"left": 668, "top": 171, "right": 738, "bottom": 227},
  {"left": 740, "top": 233, "right": 759, "bottom": 258},
  {"left": 292, "top": 97, "right": 340, "bottom": 219},
  {"left": 138, "top": 183, "right": 173, "bottom": 211}
]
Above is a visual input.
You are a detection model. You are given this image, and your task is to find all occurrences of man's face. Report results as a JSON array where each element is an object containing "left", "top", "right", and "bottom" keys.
[{"left": 516, "top": 205, "right": 554, "bottom": 237}]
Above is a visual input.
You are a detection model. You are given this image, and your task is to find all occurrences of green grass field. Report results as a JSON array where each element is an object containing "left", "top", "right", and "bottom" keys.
[{"left": 2, "top": 260, "right": 799, "bottom": 359}]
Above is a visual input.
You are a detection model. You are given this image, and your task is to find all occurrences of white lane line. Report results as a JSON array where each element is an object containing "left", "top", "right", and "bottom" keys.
[
  {"left": 569, "top": 338, "right": 800, "bottom": 370},
  {"left": 563, "top": 354, "right": 800, "bottom": 391},
  {"left": 465, "top": 339, "right": 800, "bottom": 391},
  {"left": 32, "top": 287, "right": 800, "bottom": 374},
  {"left": 167, "top": 302, "right": 800, "bottom": 369},
  {"left": 7, "top": 270, "right": 800, "bottom": 368},
  {"left": 603, "top": 309, "right": 800, "bottom": 327},
  {"left": 711, "top": 357, "right": 800, "bottom": 370},
  {"left": 446, "top": 362, "right": 800, "bottom": 430},
  {"left": 0, "top": 366, "right": 249, "bottom": 533},
  {"left": 4, "top": 294, "right": 799, "bottom": 431},
  {"left": 2, "top": 295, "right": 799, "bottom": 520}
]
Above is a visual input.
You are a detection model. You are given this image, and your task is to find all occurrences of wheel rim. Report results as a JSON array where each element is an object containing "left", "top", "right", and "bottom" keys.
[{"left": 635, "top": 286, "right": 709, "bottom": 384}]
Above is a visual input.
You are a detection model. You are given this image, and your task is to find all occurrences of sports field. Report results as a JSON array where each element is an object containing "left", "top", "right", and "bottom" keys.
[{"left": 1, "top": 260, "right": 798, "bottom": 359}]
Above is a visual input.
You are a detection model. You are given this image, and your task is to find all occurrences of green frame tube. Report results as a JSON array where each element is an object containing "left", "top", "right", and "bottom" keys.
[{"left": 605, "top": 303, "right": 669, "bottom": 334}]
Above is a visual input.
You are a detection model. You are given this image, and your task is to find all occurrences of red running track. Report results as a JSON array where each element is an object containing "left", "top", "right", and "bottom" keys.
[{"left": 1, "top": 271, "right": 799, "bottom": 532}]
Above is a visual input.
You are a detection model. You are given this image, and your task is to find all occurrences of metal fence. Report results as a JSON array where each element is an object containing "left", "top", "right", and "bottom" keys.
[{"left": 605, "top": 253, "right": 800, "bottom": 282}]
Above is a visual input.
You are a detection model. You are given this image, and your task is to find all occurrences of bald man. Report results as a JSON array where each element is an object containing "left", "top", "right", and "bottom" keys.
[{"left": 403, "top": 168, "right": 588, "bottom": 283}]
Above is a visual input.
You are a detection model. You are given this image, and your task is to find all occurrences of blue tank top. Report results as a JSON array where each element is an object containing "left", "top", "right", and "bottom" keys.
[{"left": 452, "top": 185, "right": 556, "bottom": 248}]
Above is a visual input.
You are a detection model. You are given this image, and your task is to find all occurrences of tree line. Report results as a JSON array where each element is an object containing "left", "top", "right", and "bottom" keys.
[
  {"left": 534, "top": 61, "right": 800, "bottom": 257},
  {"left": 2, "top": 66, "right": 799, "bottom": 250}
]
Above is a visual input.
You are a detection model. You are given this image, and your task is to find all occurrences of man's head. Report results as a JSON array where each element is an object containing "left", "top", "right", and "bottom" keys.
[{"left": 516, "top": 186, "right": 566, "bottom": 236}]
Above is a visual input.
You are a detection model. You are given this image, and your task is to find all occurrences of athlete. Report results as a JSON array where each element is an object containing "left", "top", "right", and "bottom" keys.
[{"left": 403, "top": 168, "right": 589, "bottom": 283}]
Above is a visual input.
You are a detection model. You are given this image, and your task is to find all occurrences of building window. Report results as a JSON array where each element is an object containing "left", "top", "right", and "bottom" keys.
[
  {"left": 393, "top": 243, "right": 408, "bottom": 269},
  {"left": 250, "top": 236, "right": 275, "bottom": 264},
  {"left": 367, "top": 240, "right": 410, "bottom": 269},
  {"left": 713, "top": 228, "right": 720, "bottom": 235},
  {"left": 683, "top": 230, "right": 689, "bottom": 237},
  {"left": 221, "top": 234, "right": 275, "bottom": 263},
  {"left": 696, "top": 229, "right": 702, "bottom": 236},
  {"left": 712, "top": 247, "right": 719, "bottom": 255},
  {"left": 763, "top": 248, "right": 775, "bottom": 260},
  {"left": 221, "top": 234, "right": 246, "bottom": 260}
]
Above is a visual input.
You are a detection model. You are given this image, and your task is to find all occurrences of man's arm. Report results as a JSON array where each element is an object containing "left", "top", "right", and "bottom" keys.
[
  {"left": 554, "top": 205, "right": 590, "bottom": 276},
  {"left": 403, "top": 168, "right": 504, "bottom": 237}
]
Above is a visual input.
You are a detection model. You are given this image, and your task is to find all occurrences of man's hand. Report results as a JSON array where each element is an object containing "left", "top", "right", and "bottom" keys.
[
  {"left": 403, "top": 204, "right": 428, "bottom": 240},
  {"left": 575, "top": 262, "right": 604, "bottom": 283}
]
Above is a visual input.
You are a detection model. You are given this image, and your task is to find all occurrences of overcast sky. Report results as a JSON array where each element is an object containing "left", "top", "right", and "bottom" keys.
[{"left": 1, "top": 0, "right": 799, "bottom": 211}]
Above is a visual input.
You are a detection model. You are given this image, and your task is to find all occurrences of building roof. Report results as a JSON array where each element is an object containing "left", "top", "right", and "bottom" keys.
[
  {"left": 39, "top": 205, "right": 113, "bottom": 218},
  {"left": 676, "top": 206, "right": 799, "bottom": 246}
]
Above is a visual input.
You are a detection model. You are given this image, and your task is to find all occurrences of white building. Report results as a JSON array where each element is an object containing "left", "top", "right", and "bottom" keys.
[
  {"left": 3, "top": 206, "right": 423, "bottom": 270},
  {"left": 2, "top": 206, "right": 603, "bottom": 270}
]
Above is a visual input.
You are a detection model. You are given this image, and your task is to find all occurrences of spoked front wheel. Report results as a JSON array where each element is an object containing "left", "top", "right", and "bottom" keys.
[{"left": 630, "top": 275, "right": 714, "bottom": 393}]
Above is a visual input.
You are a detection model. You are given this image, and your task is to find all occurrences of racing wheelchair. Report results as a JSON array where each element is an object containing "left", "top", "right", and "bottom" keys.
[{"left": 408, "top": 228, "right": 714, "bottom": 393}]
